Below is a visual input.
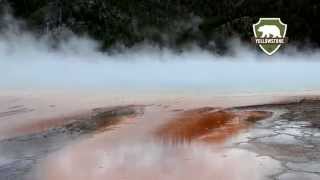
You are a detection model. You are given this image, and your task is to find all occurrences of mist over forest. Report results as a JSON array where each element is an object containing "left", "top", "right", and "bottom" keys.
[
  {"left": 1, "top": 0, "right": 320, "bottom": 52},
  {"left": 1, "top": 0, "right": 320, "bottom": 92}
]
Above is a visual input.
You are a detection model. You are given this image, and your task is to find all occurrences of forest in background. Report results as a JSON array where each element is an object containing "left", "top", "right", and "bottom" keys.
[{"left": 1, "top": 0, "right": 320, "bottom": 52}]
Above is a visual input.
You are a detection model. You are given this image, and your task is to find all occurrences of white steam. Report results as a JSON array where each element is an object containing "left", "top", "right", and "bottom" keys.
[
  {"left": 1, "top": 15, "right": 320, "bottom": 93},
  {"left": 38, "top": 142, "right": 282, "bottom": 180}
]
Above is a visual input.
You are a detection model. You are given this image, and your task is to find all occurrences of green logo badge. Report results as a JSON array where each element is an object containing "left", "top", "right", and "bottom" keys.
[{"left": 252, "top": 18, "right": 288, "bottom": 55}]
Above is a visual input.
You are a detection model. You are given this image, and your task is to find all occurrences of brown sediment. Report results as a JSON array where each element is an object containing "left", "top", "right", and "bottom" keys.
[
  {"left": 38, "top": 106, "right": 275, "bottom": 180},
  {"left": 0, "top": 111, "right": 90, "bottom": 139},
  {"left": 73, "top": 105, "right": 144, "bottom": 133},
  {"left": 156, "top": 107, "right": 272, "bottom": 143},
  {"left": 1, "top": 105, "right": 144, "bottom": 140}
]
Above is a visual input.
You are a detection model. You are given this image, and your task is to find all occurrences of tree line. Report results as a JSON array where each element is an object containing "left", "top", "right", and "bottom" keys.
[{"left": 2, "top": 0, "right": 320, "bottom": 51}]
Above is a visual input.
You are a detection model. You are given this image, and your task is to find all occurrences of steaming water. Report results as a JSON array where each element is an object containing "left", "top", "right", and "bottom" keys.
[
  {"left": 1, "top": 16, "right": 320, "bottom": 180},
  {"left": 1, "top": 28, "right": 320, "bottom": 94},
  {"left": 39, "top": 142, "right": 282, "bottom": 180},
  {"left": 36, "top": 107, "right": 283, "bottom": 180}
]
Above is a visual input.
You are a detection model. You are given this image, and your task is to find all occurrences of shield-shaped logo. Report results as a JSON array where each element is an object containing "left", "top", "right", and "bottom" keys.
[{"left": 252, "top": 18, "right": 288, "bottom": 55}]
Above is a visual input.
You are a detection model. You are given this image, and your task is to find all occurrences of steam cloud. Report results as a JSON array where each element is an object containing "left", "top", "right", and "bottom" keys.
[{"left": 1, "top": 14, "right": 320, "bottom": 94}]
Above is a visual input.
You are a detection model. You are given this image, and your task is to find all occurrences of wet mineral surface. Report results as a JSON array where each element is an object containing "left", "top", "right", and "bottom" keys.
[
  {"left": 0, "top": 105, "right": 144, "bottom": 180},
  {"left": 1, "top": 98, "right": 320, "bottom": 180},
  {"left": 233, "top": 99, "right": 320, "bottom": 180}
]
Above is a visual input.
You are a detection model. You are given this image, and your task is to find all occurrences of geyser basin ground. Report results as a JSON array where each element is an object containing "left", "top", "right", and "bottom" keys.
[{"left": 1, "top": 91, "right": 320, "bottom": 180}]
